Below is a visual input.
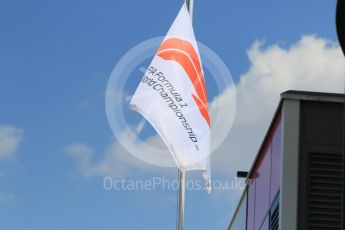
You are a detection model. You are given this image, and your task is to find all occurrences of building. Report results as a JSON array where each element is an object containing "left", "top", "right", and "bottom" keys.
[{"left": 228, "top": 90, "right": 344, "bottom": 230}]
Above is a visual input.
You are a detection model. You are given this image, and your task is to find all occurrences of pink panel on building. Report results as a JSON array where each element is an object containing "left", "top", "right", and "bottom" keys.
[
  {"left": 261, "top": 216, "right": 269, "bottom": 230},
  {"left": 270, "top": 121, "right": 282, "bottom": 203},
  {"left": 246, "top": 112, "right": 282, "bottom": 230},
  {"left": 247, "top": 179, "right": 255, "bottom": 230},
  {"left": 254, "top": 146, "right": 271, "bottom": 230}
]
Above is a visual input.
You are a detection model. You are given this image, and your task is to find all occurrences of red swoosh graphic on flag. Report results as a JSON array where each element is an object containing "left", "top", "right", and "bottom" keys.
[{"left": 156, "top": 38, "right": 210, "bottom": 127}]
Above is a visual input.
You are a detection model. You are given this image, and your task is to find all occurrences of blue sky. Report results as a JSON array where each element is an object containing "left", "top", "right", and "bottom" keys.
[{"left": 0, "top": 0, "right": 342, "bottom": 229}]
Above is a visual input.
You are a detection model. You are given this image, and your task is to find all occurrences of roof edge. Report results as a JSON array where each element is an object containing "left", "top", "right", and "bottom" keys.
[{"left": 281, "top": 90, "right": 344, "bottom": 103}]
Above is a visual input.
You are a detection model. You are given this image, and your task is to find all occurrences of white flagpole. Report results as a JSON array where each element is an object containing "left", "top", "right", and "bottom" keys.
[
  {"left": 177, "top": 170, "right": 186, "bottom": 230},
  {"left": 176, "top": 2, "right": 194, "bottom": 230}
]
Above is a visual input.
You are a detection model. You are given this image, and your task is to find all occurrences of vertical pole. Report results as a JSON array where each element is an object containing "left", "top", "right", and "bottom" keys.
[
  {"left": 177, "top": 170, "right": 186, "bottom": 230},
  {"left": 185, "top": 0, "right": 194, "bottom": 21},
  {"left": 176, "top": 2, "right": 194, "bottom": 230}
]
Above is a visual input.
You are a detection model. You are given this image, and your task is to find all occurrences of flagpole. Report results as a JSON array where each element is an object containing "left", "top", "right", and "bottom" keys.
[
  {"left": 176, "top": 2, "right": 194, "bottom": 230},
  {"left": 177, "top": 169, "right": 186, "bottom": 230},
  {"left": 185, "top": 0, "right": 194, "bottom": 20}
]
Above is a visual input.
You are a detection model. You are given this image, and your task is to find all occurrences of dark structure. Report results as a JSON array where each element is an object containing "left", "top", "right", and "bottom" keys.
[
  {"left": 228, "top": 91, "right": 344, "bottom": 230},
  {"left": 336, "top": 0, "right": 345, "bottom": 55}
]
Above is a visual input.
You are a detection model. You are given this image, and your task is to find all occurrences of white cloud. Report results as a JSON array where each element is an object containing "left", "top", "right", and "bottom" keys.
[
  {"left": 64, "top": 143, "right": 95, "bottom": 177},
  {"left": 67, "top": 34, "right": 344, "bottom": 182},
  {"left": 0, "top": 125, "right": 23, "bottom": 159},
  {"left": 212, "top": 35, "right": 344, "bottom": 176},
  {"left": 64, "top": 140, "right": 176, "bottom": 179}
]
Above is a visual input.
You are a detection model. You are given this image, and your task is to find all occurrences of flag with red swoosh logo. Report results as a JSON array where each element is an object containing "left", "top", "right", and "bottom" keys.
[{"left": 130, "top": 3, "right": 211, "bottom": 192}]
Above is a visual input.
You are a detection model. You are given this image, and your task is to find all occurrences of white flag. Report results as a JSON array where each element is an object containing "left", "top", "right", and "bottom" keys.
[{"left": 130, "top": 3, "right": 211, "bottom": 192}]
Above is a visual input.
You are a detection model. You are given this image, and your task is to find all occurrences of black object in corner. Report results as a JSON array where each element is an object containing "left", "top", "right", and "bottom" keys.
[{"left": 337, "top": 0, "right": 345, "bottom": 55}]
